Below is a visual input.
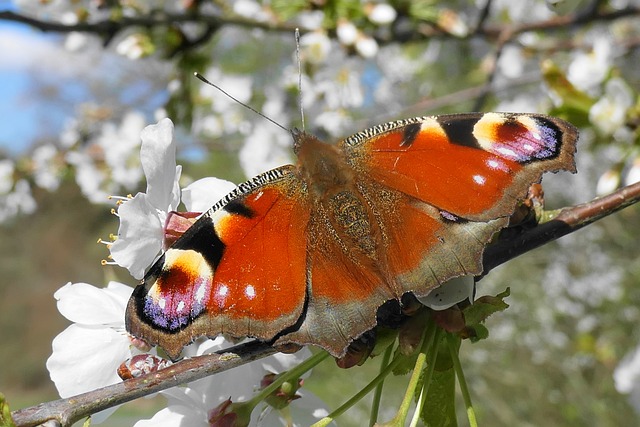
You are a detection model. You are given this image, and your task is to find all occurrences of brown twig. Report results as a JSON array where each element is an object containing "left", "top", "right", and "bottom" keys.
[
  {"left": 481, "top": 181, "right": 640, "bottom": 277},
  {"left": 10, "top": 181, "right": 640, "bottom": 427}
]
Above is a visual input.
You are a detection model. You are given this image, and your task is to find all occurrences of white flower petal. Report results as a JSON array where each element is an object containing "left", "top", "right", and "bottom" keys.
[
  {"left": 54, "top": 282, "right": 132, "bottom": 325},
  {"left": 271, "top": 389, "right": 333, "bottom": 426},
  {"left": 105, "top": 280, "right": 137, "bottom": 302},
  {"left": 0, "top": 159, "right": 14, "bottom": 194},
  {"left": 140, "top": 118, "right": 178, "bottom": 210},
  {"left": 418, "top": 275, "right": 475, "bottom": 310},
  {"left": 355, "top": 35, "right": 378, "bottom": 58},
  {"left": 110, "top": 193, "right": 163, "bottom": 279},
  {"left": 169, "top": 165, "right": 182, "bottom": 211},
  {"left": 337, "top": 20, "right": 358, "bottom": 45},
  {"left": 134, "top": 406, "right": 205, "bottom": 427},
  {"left": 181, "top": 177, "right": 237, "bottom": 213},
  {"left": 299, "top": 31, "right": 331, "bottom": 64},
  {"left": 625, "top": 158, "right": 640, "bottom": 186},
  {"left": 47, "top": 324, "right": 130, "bottom": 397},
  {"left": 261, "top": 348, "right": 311, "bottom": 374},
  {"left": 367, "top": 3, "right": 397, "bottom": 25}
]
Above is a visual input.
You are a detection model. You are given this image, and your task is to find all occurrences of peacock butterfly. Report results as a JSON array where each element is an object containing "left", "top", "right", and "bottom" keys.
[{"left": 125, "top": 112, "right": 578, "bottom": 360}]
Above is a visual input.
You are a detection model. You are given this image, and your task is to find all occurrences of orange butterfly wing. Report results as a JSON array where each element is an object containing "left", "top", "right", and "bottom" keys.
[
  {"left": 126, "top": 112, "right": 578, "bottom": 359},
  {"left": 279, "top": 113, "right": 577, "bottom": 354},
  {"left": 126, "top": 167, "right": 311, "bottom": 359},
  {"left": 342, "top": 112, "right": 577, "bottom": 293}
]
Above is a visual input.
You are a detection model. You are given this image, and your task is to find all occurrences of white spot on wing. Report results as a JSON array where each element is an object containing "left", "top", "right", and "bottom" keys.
[
  {"left": 473, "top": 175, "right": 486, "bottom": 185},
  {"left": 217, "top": 284, "right": 228, "bottom": 297},
  {"left": 245, "top": 284, "right": 256, "bottom": 300},
  {"left": 195, "top": 282, "right": 207, "bottom": 303},
  {"left": 158, "top": 298, "right": 166, "bottom": 310},
  {"left": 486, "top": 158, "right": 510, "bottom": 172},
  {"left": 176, "top": 301, "right": 185, "bottom": 313},
  {"left": 496, "top": 146, "right": 517, "bottom": 158}
]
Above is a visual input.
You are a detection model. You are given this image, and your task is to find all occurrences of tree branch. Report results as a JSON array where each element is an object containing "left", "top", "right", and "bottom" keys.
[
  {"left": 10, "top": 181, "right": 640, "bottom": 427},
  {"left": 481, "top": 181, "right": 640, "bottom": 277},
  {"left": 1, "top": 6, "right": 638, "bottom": 48}
]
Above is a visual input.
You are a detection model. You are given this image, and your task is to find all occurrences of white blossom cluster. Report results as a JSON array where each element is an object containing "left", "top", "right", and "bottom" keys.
[{"left": 3, "top": 0, "right": 640, "bottom": 423}]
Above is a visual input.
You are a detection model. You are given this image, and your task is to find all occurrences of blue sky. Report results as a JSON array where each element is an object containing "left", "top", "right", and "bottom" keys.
[
  {"left": 0, "top": 11, "right": 169, "bottom": 158},
  {"left": 0, "top": 21, "right": 61, "bottom": 155}
]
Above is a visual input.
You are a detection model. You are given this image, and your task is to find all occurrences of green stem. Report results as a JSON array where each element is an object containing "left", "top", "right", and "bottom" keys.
[
  {"left": 311, "top": 348, "right": 405, "bottom": 427},
  {"left": 408, "top": 382, "right": 426, "bottom": 427},
  {"left": 447, "top": 334, "right": 477, "bottom": 427},
  {"left": 409, "top": 327, "right": 443, "bottom": 427},
  {"left": 384, "top": 321, "right": 437, "bottom": 427},
  {"left": 369, "top": 345, "right": 394, "bottom": 427}
]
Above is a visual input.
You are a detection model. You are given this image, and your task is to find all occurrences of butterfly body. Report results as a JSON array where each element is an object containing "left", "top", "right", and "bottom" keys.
[{"left": 126, "top": 112, "right": 578, "bottom": 359}]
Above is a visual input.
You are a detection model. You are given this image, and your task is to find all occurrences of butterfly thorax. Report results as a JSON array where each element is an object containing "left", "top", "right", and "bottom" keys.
[{"left": 296, "top": 131, "right": 380, "bottom": 260}]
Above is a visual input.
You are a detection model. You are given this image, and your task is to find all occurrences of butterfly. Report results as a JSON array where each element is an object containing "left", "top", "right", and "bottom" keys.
[{"left": 125, "top": 112, "right": 578, "bottom": 360}]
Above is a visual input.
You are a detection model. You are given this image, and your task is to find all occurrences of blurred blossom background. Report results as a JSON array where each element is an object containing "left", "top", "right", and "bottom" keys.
[{"left": 0, "top": 0, "right": 639, "bottom": 425}]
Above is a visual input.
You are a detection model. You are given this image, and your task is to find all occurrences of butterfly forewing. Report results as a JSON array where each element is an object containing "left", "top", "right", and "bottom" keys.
[
  {"left": 126, "top": 166, "right": 310, "bottom": 360},
  {"left": 344, "top": 113, "right": 577, "bottom": 220}
]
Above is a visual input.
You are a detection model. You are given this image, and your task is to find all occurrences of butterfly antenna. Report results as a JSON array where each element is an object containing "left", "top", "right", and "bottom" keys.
[
  {"left": 295, "top": 28, "right": 306, "bottom": 133},
  {"left": 193, "top": 72, "right": 289, "bottom": 133}
]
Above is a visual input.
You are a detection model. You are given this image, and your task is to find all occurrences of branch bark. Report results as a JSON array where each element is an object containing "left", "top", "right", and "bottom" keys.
[{"left": 481, "top": 181, "right": 640, "bottom": 276}]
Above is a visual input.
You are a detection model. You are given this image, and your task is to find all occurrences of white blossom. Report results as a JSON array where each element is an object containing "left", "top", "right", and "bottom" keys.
[
  {"left": 614, "top": 346, "right": 640, "bottom": 414},
  {"left": 0, "top": 179, "right": 37, "bottom": 222},
  {"left": 299, "top": 31, "right": 332, "bottom": 65},
  {"left": 355, "top": 35, "right": 379, "bottom": 58},
  {"left": 109, "top": 118, "right": 236, "bottom": 279},
  {"left": 46, "top": 281, "right": 136, "bottom": 423},
  {"left": 109, "top": 118, "right": 182, "bottom": 279},
  {"left": 625, "top": 157, "right": 640, "bottom": 186},
  {"left": 366, "top": 3, "right": 397, "bottom": 25},
  {"left": 567, "top": 37, "right": 613, "bottom": 93},
  {"left": 116, "top": 33, "right": 147, "bottom": 60},
  {"left": 239, "top": 121, "right": 294, "bottom": 178},
  {"left": 589, "top": 77, "right": 633, "bottom": 135},
  {"left": 32, "top": 144, "right": 62, "bottom": 191},
  {"left": 596, "top": 169, "right": 621, "bottom": 196},
  {"left": 336, "top": 20, "right": 358, "bottom": 46},
  {"left": 0, "top": 159, "right": 15, "bottom": 194}
]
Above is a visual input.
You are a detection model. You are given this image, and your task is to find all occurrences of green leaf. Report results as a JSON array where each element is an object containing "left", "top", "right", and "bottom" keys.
[
  {"left": 370, "top": 327, "right": 399, "bottom": 358},
  {"left": 463, "top": 287, "right": 510, "bottom": 326},
  {"left": 419, "top": 335, "right": 458, "bottom": 427},
  {"left": 465, "top": 323, "right": 489, "bottom": 343},
  {"left": 392, "top": 342, "right": 420, "bottom": 376},
  {"left": 393, "top": 310, "right": 432, "bottom": 375},
  {"left": 0, "top": 393, "right": 16, "bottom": 427},
  {"left": 270, "top": 0, "right": 309, "bottom": 22}
]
